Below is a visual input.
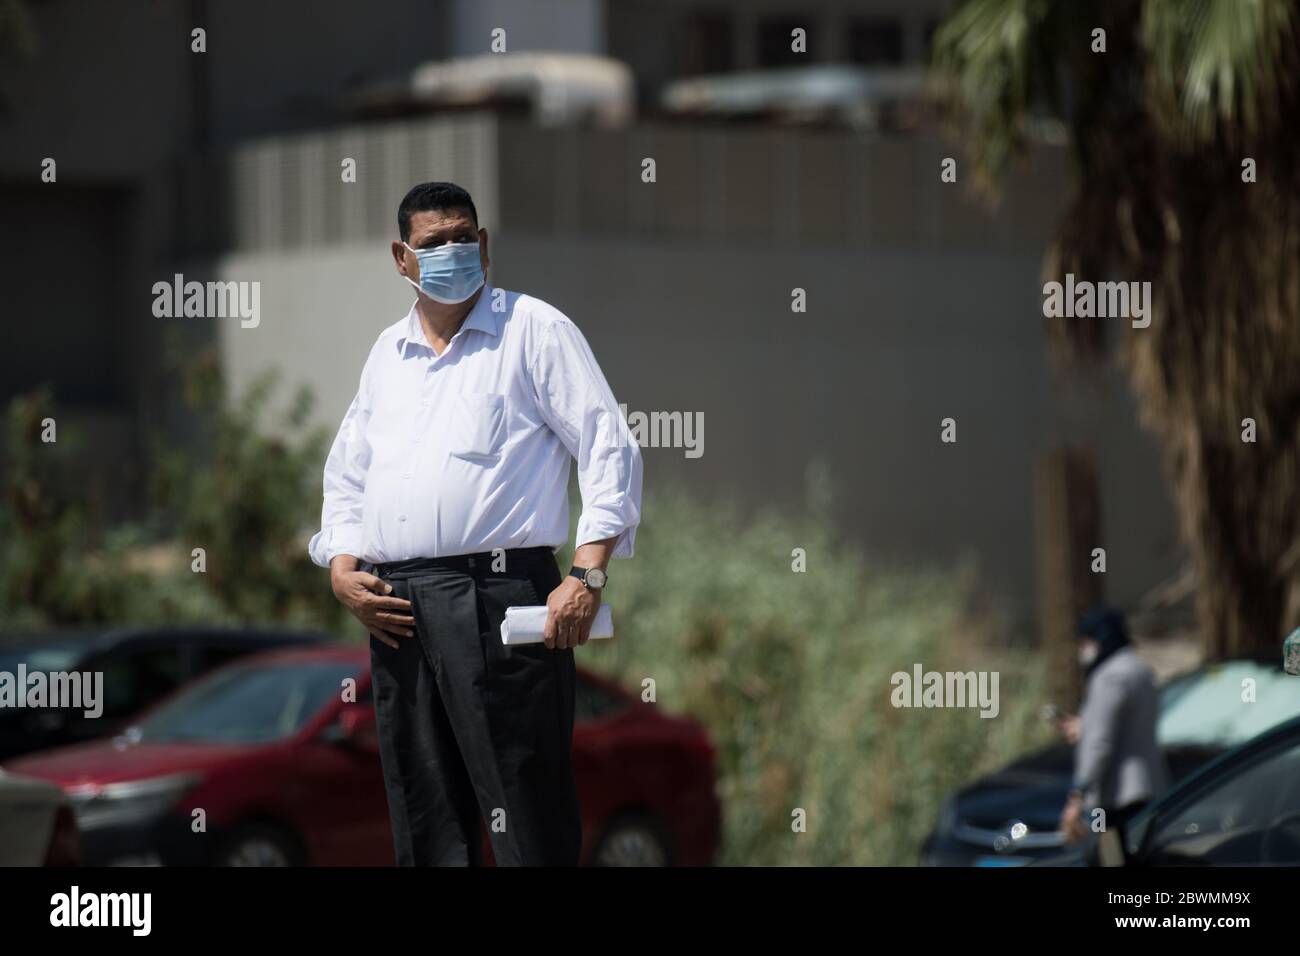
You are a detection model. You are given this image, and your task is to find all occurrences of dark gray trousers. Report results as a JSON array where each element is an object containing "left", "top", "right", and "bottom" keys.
[{"left": 364, "top": 547, "right": 580, "bottom": 866}]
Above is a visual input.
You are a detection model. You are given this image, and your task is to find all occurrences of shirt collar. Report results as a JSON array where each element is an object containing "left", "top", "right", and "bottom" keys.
[{"left": 397, "top": 285, "right": 498, "bottom": 356}]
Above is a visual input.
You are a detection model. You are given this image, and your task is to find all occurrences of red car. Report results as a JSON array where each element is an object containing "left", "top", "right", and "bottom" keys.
[{"left": 6, "top": 644, "right": 721, "bottom": 866}]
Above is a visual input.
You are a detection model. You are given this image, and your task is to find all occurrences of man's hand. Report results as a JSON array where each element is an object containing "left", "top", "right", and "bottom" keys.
[
  {"left": 330, "top": 557, "right": 414, "bottom": 649},
  {"left": 1058, "top": 713, "right": 1081, "bottom": 745},
  {"left": 543, "top": 576, "right": 599, "bottom": 650},
  {"left": 1059, "top": 792, "right": 1088, "bottom": 846}
]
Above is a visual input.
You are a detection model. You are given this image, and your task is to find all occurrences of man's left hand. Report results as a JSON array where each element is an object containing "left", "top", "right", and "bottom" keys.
[{"left": 544, "top": 576, "right": 599, "bottom": 650}]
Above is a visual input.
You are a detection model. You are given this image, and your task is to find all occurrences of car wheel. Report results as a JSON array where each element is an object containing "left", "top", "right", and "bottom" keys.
[
  {"left": 591, "top": 813, "right": 672, "bottom": 866},
  {"left": 216, "top": 824, "right": 302, "bottom": 867}
]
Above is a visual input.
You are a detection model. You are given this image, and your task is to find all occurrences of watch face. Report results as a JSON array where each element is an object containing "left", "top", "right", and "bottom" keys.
[{"left": 586, "top": 568, "right": 607, "bottom": 589}]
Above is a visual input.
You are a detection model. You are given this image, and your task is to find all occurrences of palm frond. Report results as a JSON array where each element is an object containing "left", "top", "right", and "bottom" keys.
[{"left": 1143, "top": 0, "right": 1295, "bottom": 141}]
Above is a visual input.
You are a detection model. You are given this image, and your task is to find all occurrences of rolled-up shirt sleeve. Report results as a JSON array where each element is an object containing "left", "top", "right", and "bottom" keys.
[
  {"left": 530, "top": 318, "right": 643, "bottom": 557},
  {"left": 307, "top": 378, "right": 373, "bottom": 569}
]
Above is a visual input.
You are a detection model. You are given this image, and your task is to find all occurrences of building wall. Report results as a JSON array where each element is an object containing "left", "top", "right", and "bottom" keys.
[
  {"left": 491, "top": 235, "right": 1180, "bottom": 615},
  {"left": 607, "top": 0, "right": 952, "bottom": 94},
  {"left": 449, "top": 0, "right": 604, "bottom": 57}
]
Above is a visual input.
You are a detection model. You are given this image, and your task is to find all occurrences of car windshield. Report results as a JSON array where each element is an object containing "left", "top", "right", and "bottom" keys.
[
  {"left": 0, "top": 639, "right": 87, "bottom": 675},
  {"left": 133, "top": 660, "right": 355, "bottom": 745},
  {"left": 1158, "top": 660, "right": 1299, "bottom": 748}
]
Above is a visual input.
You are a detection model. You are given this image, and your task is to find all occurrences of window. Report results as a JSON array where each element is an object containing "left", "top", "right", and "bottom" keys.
[
  {"left": 1147, "top": 739, "right": 1300, "bottom": 865},
  {"left": 1158, "top": 661, "right": 1300, "bottom": 748},
  {"left": 757, "top": 17, "right": 814, "bottom": 69},
  {"left": 95, "top": 648, "right": 186, "bottom": 721},
  {"left": 678, "top": 11, "right": 733, "bottom": 77},
  {"left": 137, "top": 661, "right": 357, "bottom": 745},
  {"left": 195, "top": 644, "right": 256, "bottom": 675},
  {"left": 847, "top": 19, "right": 904, "bottom": 66}
]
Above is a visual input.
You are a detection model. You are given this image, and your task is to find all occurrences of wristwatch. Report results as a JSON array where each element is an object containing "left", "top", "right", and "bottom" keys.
[{"left": 569, "top": 566, "right": 607, "bottom": 590}]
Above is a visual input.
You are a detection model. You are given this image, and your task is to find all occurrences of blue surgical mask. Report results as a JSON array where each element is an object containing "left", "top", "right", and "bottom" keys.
[{"left": 403, "top": 241, "right": 485, "bottom": 304}]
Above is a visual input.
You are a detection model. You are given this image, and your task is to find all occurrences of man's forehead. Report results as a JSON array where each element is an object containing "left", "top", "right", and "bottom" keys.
[{"left": 409, "top": 208, "right": 475, "bottom": 234}]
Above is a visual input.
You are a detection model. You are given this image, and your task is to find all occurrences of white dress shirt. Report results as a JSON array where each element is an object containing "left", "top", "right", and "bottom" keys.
[{"left": 308, "top": 285, "right": 643, "bottom": 567}]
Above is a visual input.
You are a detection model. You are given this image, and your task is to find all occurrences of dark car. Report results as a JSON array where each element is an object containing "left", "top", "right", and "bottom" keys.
[
  {"left": 6, "top": 644, "right": 722, "bottom": 867},
  {"left": 1031, "top": 713, "right": 1300, "bottom": 867},
  {"left": 0, "top": 627, "right": 329, "bottom": 760},
  {"left": 921, "top": 657, "right": 1300, "bottom": 866},
  {"left": 1115, "top": 713, "right": 1300, "bottom": 866}
]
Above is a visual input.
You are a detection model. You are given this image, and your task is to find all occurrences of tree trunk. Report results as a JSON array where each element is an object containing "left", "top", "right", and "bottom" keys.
[{"left": 1035, "top": 447, "right": 1103, "bottom": 707}]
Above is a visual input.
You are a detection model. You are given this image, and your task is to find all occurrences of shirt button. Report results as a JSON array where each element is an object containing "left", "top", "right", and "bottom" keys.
[
  {"left": 398, "top": 514, "right": 407, "bottom": 522},
  {"left": 402, "top": 472, "right": 413, "bottom": 479}
]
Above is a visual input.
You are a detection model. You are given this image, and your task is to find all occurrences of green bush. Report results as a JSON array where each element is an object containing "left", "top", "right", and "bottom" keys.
[
  {"left": 0, "top": 387, "right": 153, "bottom": 627},
  {"left": 567, "top": 487, "right": 1052, "bottom": 865},
  {"left": 151, "top": 359, "right": 346, "bottom": 632},
  {"left": 0, "top": 365, "right": 346, "bottom": 634}
]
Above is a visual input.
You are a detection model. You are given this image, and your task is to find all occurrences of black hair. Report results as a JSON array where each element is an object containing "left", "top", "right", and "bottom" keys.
[
  {"left": 1076, "top": 606, "right": 1131, "bottom": 673},
  {"left": 397, "top": 182, "right": 478, "bottom": 242}
]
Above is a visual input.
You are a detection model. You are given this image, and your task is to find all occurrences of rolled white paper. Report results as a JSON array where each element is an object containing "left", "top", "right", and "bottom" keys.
[{"left": 500, "top": 604, "right": 614, "bottom": 645}]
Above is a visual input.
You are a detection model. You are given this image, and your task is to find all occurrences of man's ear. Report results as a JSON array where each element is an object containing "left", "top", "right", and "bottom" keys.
[
  {"left": 478, "top": 227, "right": 490, "bottom": 269},
  {"left": 391, "top": 240, "right": 411, "bottom": 275}
]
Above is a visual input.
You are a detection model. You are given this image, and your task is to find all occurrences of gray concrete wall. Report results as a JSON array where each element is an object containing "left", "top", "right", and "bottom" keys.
[{"left": 491, "top": 235, "right": 1181, "bottom": 615}]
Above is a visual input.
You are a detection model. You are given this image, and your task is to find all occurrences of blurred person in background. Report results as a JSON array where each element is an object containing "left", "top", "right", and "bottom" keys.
[{"left": 1058, "top": 607, "right": 1168, "bottom": 858}]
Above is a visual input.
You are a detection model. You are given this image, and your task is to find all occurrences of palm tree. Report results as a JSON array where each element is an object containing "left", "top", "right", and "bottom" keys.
[{"left": 933, "top": 0, "right": 1300, "bottom": 657}]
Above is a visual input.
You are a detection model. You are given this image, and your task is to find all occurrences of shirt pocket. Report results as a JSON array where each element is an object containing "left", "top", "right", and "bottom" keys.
[{"left": 449, "top": 391, "right": 507, "bottom": 462}]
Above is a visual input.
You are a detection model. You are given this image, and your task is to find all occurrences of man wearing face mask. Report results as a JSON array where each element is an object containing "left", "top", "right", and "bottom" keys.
[
  {"left": 308, "top": 181, "right": 643, "bottom": 866},
  {"left": 1058, "top": 607, "right": 1168, "bottom": 857}
]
